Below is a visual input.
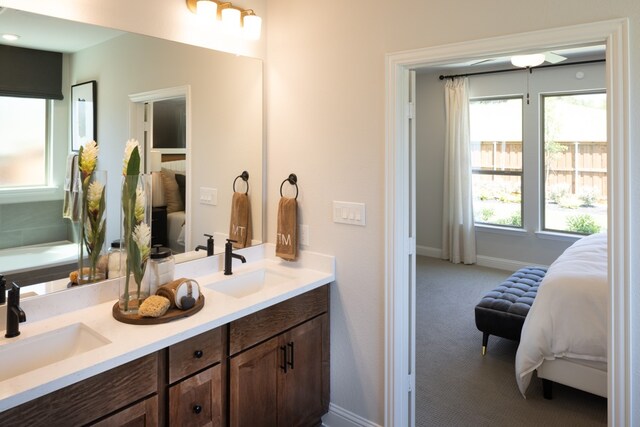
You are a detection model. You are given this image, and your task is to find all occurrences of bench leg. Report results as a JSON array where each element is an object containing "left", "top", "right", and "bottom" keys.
[
  {"left": 542, "top": 379, "right": 553, "bottom": 400},
  {"left": 482, "top": 332, "right": 489, "bottom": 356}
]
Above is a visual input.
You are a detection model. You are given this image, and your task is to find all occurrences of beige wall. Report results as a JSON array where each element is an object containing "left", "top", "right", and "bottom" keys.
[
  {"left": 265, "top": 1, "right": 639, "bottom": 424},
  {"left": 2, "top": 0, "right": 638, "bottom": 425}
]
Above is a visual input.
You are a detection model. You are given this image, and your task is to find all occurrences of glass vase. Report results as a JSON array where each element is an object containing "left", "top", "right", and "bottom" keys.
[
  {"left": 78, "top": 170, "right": 107, "bottom": 285},
  {"left": 119, "top": 173, "right": 152, "bottom": 314}
]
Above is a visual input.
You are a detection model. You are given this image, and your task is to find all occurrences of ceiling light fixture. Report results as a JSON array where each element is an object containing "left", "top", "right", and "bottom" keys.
[
  {"left": 186, "top": 0, "right": 261, "bottom": 40},
  {"left": 511, "top": 53, "right": 546, "bottom": 68},
  {"left": 2, "top": 33, "right": 20, "bottom": 42}
]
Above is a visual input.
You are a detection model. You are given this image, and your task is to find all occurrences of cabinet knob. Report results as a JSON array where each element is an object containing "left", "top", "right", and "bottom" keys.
[
  {"left": 194, "top": 350, "right": 203, "bottom": 359},
  {"left": 193, "top": 404, "right": 202, "bottom": 414}
]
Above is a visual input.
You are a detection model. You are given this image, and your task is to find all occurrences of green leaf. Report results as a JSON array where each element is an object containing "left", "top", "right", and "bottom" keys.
[{"left": 126, "top": 146, "right": 141, "bottom": 176}]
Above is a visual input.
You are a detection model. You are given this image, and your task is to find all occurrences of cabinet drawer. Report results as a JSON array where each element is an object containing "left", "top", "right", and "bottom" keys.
[
  {"left": 92, "top": 395, "right": 158, "bottom": 426},
  {"left": 229, "top": 285, "right": 328, "bottom": 355},
  {"left": 0, "top": 353, "right": 158, "bottom": 426},
  {"left": 169, "top": 365, "right": 222, "bottom": 427},
  {"left": 169, "top": 327, "right": 223, "bottom": 384}
]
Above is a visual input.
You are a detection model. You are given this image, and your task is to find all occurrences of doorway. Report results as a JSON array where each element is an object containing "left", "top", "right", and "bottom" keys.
[{"left": 384, "top": 19, "right": 630, "bottom": 426}]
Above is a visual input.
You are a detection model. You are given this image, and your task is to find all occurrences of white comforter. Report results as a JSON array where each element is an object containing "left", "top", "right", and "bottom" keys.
[{"left": 515, "top": 232, "right": 608, "bottom": 396}]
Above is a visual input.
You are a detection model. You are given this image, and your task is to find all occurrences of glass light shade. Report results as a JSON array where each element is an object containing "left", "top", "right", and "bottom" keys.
[
  {"left": 222, "top": 7, "right": 241, "bottom": 35},
  {"left": 196, "top": 0, "right": 217, "bottom": 20},
  {"left": 511, "top": 54, "right": 545, "bottom": 68},
  {"left": 243, "top": 14, "right": 262, "bottom": 40}
]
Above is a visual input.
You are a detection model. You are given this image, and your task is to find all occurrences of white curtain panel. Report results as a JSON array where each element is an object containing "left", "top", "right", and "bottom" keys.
[{"left": 442, "top": 78, "right": 476, "bottom": 264}]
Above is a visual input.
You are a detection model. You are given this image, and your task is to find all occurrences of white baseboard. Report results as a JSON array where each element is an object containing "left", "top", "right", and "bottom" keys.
[
  {"left": 322, "top": 403, "right": 382, "bottom": 427},
  {"left": 416, "top": 245, "right": 546, "bottom": 271}
]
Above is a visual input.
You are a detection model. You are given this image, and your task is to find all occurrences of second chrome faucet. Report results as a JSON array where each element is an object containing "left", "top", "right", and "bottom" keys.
[{"left": 224, "top": 239, "right": 246, "bottom": 275}]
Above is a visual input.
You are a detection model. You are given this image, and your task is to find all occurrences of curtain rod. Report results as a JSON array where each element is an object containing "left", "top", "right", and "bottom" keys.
[{"left": 438, "top": 59, "right": 605, "bottom": 80}]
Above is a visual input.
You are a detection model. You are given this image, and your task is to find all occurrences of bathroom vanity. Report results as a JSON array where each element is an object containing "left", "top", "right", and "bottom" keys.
[{"left": 0, "top": 245, "right": 334, "bottom": 426}]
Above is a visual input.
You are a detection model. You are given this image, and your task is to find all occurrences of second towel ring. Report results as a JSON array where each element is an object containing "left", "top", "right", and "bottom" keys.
[
  {"left": 233, "top": 171, "right": 249, "bottom": 194},
  {"left": 279, "top": 173, "right": 298, "bottom": 200}
]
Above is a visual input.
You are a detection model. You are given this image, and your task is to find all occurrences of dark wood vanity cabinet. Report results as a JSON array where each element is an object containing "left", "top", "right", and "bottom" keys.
[
  {"left": 229, "top": 286, "right": 329, "bottom": 427},
  {"left": 0, "top": 285, "right": 329, "bottom": 427},
  {"left": 167, "top": 327, "right": 224, "bottom": 427}
]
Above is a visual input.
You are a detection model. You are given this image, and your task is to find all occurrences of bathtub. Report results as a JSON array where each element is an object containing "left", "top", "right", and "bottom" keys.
[{"left": 0, "top": 241, "right": 78, "bottom": 275}]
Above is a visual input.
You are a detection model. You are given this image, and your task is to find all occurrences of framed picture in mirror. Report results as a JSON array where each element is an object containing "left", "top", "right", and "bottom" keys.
[{"left": 71, "top": 80, "right": 97, "bottom": 151}]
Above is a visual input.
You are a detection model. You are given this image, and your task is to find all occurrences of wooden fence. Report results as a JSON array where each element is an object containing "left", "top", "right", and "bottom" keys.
[{"left": 473, "top": 141, "right": 607, "bottom": 198}]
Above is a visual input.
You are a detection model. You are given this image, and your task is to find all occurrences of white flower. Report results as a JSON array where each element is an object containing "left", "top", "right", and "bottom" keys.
[
  {"left": 79, "top": 140, "right": 98, "bottom": 178},
  {"left": 132, "top": 222, "right": 151, "bottom": 262},
  {"left": 134, "top": 186, "right": 146, "bottom": 222},
  {"left": 122, "top": 139, "right": 140, "bottom": 175},
  {"left": 87, "top": 181, "right": 104, "bottom": 213}
]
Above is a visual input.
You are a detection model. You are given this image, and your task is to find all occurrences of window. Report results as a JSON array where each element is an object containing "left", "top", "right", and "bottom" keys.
[
  {"left": 0, "top": 96, "right": 48, "bottom": 189},
  {"left": 542, "top": 92, "right": 607, "bottom": 234},
  {"left": 470, "top": 97, "right": 523, "bottom": 228}
]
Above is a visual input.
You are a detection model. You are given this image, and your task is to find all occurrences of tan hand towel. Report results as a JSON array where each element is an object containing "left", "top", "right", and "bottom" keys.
[
  {"left": 276, "top": 197, "right": 297, "bottom": 261},
  {"left": 229, "top": 192, "right": 252, "bottom": 249}
]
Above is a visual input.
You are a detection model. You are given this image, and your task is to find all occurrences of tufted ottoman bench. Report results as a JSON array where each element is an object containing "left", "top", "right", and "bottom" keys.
[{"left": 474, "top": 267, "right": 547, "bottom": 355}]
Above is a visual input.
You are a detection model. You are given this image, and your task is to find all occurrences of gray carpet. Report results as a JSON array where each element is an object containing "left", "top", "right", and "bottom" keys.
[{"left": 415, "top": 256, "right": 607, "bottom": 426}]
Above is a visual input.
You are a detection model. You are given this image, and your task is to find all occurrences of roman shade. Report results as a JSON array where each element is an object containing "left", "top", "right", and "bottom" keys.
[{"left": 0, "top": 44, "right": 63, "bottom": 100}]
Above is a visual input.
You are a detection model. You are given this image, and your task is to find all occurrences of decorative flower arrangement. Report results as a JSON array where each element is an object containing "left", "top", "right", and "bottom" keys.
[
  {"left": 78, "top": 140, "right": 106, "bottom": 283},
  {"left": 121, "top": 139, "right": 151, "bottom": 312}
]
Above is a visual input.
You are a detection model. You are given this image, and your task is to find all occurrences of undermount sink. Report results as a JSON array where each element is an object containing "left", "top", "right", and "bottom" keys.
[
  {"left": 0, "top": 323, "right": 110, "bottom": 382},
  {"left": 206, "top": 268, "right": 295, "bottom": 298}
]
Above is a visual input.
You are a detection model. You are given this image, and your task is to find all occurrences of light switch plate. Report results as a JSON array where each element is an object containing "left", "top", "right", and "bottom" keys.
[
  {"left": 333, "top": 201, "right": 366, "bottom": 226},
  {"left": 199, "top": 187, "right": 217, "bottom": 205}
]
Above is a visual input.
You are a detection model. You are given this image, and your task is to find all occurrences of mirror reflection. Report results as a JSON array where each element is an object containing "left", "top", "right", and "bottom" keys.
[{"left": 0, "top": 8, "right": 263, "bottom": 296}]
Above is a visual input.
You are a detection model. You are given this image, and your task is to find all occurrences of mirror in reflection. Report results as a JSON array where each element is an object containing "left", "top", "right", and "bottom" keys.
[{"left": 0, "top": 9, "right": 263, "bottom": 296}]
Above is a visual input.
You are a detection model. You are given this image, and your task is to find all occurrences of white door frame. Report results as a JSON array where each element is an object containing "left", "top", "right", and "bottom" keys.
[
  {"left": 385, "top": 19, "right": 630, "bottom": 426},
  {"left": 129, "top": 85, "right": 192, "bottom": 251}
]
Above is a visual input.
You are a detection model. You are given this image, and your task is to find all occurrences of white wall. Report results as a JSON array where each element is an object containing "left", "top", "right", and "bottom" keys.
[
  {"left": 416, "top": 62, "right": 606, "bottom": 266},
  {"left": 3, "top": 1, "right": 639, "bottom": 425}
]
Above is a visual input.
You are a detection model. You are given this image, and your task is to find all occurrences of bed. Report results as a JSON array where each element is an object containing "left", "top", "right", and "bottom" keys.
[
  {"left": 151, "top": 154, "right": 186, "bottom": 253},
  {"left": 515, "top": 232, "right": 607, "bottom": 398}
]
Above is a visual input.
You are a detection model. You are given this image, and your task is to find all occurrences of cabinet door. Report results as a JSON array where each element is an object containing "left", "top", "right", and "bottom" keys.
[
  {"left": 229, "top": 336, "right": 280, "bottom": 427},
  {"left": 92, "top": 395, "right": 158, "bottom": 427},
  {"left": 278, "top": 314, "right": 329, "bottom": 427},
  {"left": 169, "top": 365, "right": 222, "bottom": 427}
]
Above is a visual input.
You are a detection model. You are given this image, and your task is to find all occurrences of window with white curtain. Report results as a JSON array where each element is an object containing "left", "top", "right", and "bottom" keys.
[{"left": 469, "top": 97, "right": 523, "bottom": 228}]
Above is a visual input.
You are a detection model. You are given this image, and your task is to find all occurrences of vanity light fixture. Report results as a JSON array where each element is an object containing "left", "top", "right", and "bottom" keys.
[
  {"left": 511, "top": 53, "right": 546, "bottom": 68},
  {"left": 186, "top": 0, "right": 262, "bottom": 40}
]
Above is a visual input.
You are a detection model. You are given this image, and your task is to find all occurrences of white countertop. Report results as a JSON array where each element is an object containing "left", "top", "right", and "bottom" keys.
[{"left": 0, "top": 244, "right": 335, "bottom": 411}]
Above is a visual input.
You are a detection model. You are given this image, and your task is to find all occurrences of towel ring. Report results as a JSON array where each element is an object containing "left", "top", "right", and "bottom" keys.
[
  {"left": 279, "top": 173, "right": 298, "bottom": 200},
  {"left": 233, "top": 171, "right": 249, "bottom": 194}
]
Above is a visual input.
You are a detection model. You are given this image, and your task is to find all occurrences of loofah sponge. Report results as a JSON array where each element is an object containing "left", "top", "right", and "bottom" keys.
[{"left": 138, "top": 295, "right": 171, "bottom": 318}]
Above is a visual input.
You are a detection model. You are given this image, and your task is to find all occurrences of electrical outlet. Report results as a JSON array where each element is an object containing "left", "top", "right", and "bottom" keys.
[{"left": 300, "top": 224, "right": 309, "bottom": 246}]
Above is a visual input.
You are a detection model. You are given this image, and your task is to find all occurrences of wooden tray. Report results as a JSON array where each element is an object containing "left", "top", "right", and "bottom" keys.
[{"left": 112, "top": 295, "right": 205, "bottom": 325}]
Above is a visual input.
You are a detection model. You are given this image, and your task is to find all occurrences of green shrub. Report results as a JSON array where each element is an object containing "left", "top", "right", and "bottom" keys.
[
  {"left": 496, "top": 211, "right": 522, "bottom": 227},
  {"left": 548, "top": 184, "right": 570, "bottom": 204},
  {"left": 475, "top": 208, "right": 495, "bottom": 222},
  {"left": 566, "top": 214, "right": 601, "bottom": 235},
  {"left": 579, "top": 189, "right": 598, "bottom": 207}
]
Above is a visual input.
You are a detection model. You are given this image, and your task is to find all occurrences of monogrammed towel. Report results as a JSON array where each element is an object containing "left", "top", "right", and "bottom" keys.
[
  {"left": 276, "top": 197, "right": 297, "bottom": 261},
  {"left": 229, "top": 192, "right": 252, "bottom": 248}
]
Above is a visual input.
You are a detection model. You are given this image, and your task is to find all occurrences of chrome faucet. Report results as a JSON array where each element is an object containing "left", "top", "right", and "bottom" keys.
[
  {"left": 224, "top": 239, "right": 246, "bottom": 275},
  {"left": 5, "top": 283, "right": 26, "bottom": 338},
  {"left": 195, "top": 233, "right": 215, "bottom": 256}
]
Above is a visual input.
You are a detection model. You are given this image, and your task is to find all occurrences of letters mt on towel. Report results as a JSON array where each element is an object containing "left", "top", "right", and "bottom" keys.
[{"left": 474, "top": 267, "right": 546, "bottom": 355}]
